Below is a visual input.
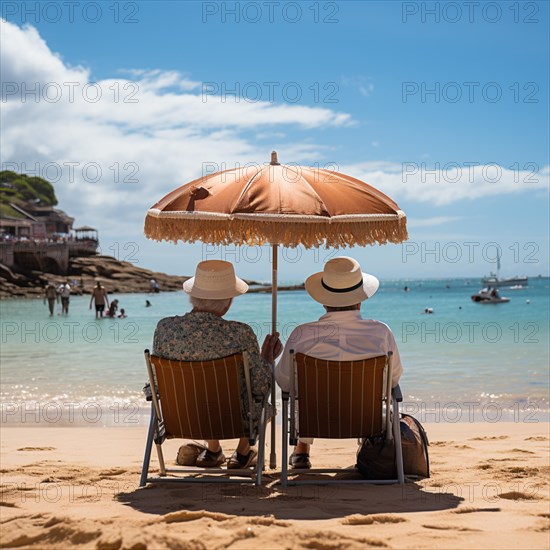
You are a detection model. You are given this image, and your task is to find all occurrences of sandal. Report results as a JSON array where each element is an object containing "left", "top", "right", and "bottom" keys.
[
  {"left": 289, "top": 452, "right": 311, "bottom": 469},
  {"left": 227, "top": 448, "right": 258, "bottom": 469},
  {"left": 196, "top": 447, "right": 226, "bottom": 468}
]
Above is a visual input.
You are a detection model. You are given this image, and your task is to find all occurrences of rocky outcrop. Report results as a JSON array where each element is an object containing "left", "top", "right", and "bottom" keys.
[
  {"left": 0, "top": 255, "right": 303, "bottom": 298},
  {"left": 0, "top": 255, "right": 188, "bottom": 298}
]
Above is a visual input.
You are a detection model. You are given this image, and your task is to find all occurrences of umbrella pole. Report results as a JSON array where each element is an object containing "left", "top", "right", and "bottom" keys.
[{"left": 269, "top": 243, "right": 278, "bottom": 469}]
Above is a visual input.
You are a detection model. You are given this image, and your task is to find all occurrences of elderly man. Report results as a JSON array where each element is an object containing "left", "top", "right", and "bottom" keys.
[
  {"left": 275, "top": 256, "right": 404, "bottom": 469},
  {"left": 153, "top": 260, "right": 282, "bottom": 469}
]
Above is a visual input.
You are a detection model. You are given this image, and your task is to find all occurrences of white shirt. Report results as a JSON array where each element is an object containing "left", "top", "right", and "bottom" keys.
[
  {"left": 275, "top": 310, "right": 404, "bottom": 392},
  {"left": 58, "top": 284, "right": 71, "bottom": 298}
]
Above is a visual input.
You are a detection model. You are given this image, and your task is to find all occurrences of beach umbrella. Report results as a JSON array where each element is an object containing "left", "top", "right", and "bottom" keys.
[{"left": 144, "top": 151, "right": 408, "bottom": 467}]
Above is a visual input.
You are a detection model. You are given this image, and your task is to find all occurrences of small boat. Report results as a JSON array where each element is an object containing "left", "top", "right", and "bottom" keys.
[
  {"left": 508, "top": 284, "right": 525, "bottom": 290},
  {"left": 481, "top": 274, "right": 528, "bottom": 287},
  {"left": 481, "top": 251, "right": 528, "bottom": 287},
  {"left": 471, "top": 288, "right": 510, "bottom": 304}
]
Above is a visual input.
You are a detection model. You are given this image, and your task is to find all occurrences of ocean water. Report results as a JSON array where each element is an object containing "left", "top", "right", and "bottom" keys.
[{"left": 1, "top": 278, "right": 548, "bottom": 425}]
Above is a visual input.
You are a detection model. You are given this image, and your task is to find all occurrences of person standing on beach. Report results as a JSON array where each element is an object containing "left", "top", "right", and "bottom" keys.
[
  {"left": 90, "top": 281, "right": 109, "bottom": 319},
  {"left": 44, "top": 282, "right": 58, "bottom": 316},
  {"left": 275, "top": 257, "right": 404, "bottom": 470},
  {"left": 58, "top": 280, "right": 71, "bottom": 315}
]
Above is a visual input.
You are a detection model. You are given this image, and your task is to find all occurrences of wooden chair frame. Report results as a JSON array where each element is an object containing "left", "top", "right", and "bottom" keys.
[
  {"left": 140, "top": 349, "right": 270, "bottom": 487},
  {"left": 281, "top": 350, "right": 404, "bottom": 486}
]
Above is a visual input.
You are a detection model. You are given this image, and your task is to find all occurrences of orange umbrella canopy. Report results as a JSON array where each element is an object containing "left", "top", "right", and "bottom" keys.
[{"left": 145, "top": 152, "right": 407, "bottom": 248}]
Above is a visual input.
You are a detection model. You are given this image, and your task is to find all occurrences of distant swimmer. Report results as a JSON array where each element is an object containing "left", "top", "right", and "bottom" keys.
[
  {"left": 107, "top": 299, "right": 119, "bottom": 318},
  {"left": 404, "top": 286, "right": 410, "bottom": 292},
  {"left": 118, "top": 308, "right": 127, "bottom": 318},
  {"left": 422, "top": 308, "right": 434, "bottom": 314},
  {"left": 145, "top": 300, "right": 152, "bottom": 307}
]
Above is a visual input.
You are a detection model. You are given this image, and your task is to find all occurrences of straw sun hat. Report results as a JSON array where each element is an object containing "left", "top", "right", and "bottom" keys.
[
  {"left": 183, "top": 260, "right": 248, "bottom": 299},
  {"left": 305, "top": 257, "right": 379, "bottom": 307}
]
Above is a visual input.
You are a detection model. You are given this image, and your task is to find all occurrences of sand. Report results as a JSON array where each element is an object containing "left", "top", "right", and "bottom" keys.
[{"left": 1, "top": 422, "right": 548, "bottom": 549}]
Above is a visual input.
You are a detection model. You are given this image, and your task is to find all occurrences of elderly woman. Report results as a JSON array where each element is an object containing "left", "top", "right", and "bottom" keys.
[{"left": 152, "top": 260, "right": 282, "bottom": 469}]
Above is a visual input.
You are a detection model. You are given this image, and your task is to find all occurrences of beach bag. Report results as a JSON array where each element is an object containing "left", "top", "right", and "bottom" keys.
[
  {"left": 400, "top": 414, "right": 430, "bottom": 478},
  {"left": 356, "top": 413, "right": 430, "bottom": 479}
]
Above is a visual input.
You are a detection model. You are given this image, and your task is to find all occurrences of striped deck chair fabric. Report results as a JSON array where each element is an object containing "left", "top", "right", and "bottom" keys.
[
  {"left": 151, "top": 354, "right": 247, "bottom": 440},
  {"left": 281, "top": 350, "right": 404, "bottom": 485},
  {"left": 294, "top": 353, "right": 387, "bottom": 439}
]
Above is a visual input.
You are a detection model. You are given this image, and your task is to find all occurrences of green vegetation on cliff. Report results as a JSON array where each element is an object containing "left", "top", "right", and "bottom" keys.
[{"left": 0, "top": 171, "right": 58, "bottom": 212}]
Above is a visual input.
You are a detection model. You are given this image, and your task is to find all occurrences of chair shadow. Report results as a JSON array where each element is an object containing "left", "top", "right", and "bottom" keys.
[{"left": 117, "top": 469, "right": 463, "bottom": 520}]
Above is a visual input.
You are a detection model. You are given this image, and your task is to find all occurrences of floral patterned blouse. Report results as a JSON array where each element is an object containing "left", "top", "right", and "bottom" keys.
[{"left": 152, "top": 311, "right": 272, "bottom": 429}]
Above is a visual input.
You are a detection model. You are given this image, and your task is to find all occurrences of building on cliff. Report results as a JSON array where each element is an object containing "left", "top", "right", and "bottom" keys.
[{"left": 0, "top": 203, "right": 98, "bottom": 275}]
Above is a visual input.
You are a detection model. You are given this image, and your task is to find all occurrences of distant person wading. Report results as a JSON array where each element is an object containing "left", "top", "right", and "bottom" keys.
[
  {"left": 58, "top": 281, "right": 71, "bottom": 315},
  {"left": 43, "top": 283, "right": 58, "bottom": 316},
  {"left": 90, "top": 281, "right": 109, "bottom": 319}
]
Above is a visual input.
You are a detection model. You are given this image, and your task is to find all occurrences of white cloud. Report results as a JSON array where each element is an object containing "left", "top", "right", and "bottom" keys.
[
  {"left": 359, "top": 83, "right": 374, "bottom": 97},
  {"left": 0, "top": 19, "right": 353, "bottom": 237},
  {"left": 342, "top": 161, "right": 549, "bottom": 206},
  {"left": 341, "top": 76, "right": 374, "bottom": 98},
  {"left": 407, "top": 216, "right": 462, "bottom": 228}
]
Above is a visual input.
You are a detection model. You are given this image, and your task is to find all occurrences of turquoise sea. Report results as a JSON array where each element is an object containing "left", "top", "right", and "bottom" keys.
[{"left": 1, "top": 278, "right": 549, "bottom": 425}]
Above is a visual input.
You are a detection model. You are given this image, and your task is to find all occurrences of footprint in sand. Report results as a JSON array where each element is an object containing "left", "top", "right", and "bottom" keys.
[
  {"left": 525, "top": 436, "right": 548, "bottom": 441},
  {"left": 298, "top": 530, "right": 388, "bottom": 549},
  {"left": 501, "top": 448, "right": 535, "bottom": 454},
  {"left": 422, "top": 524, "right": 481, "bottom": 532},
  {"left": 498, "top": 491, "right": 539, "bottom": 501},
  {"left": 98, "top": 468, "right": 127, "bottom": 477},
  {"left": 452, "top": 507, "right": 501, "bottom": 514},
  {"left": 163, "top": 510, "right": 234, "bottom": 523},
  {"left": 476, "top": 464, "right": 493, "bottom": 470},
  {"left": 431, "top": 441, "right": 453, "bottom": 446},
  {"left": 531, "top": 514, "right": 550, "bottom": 533},
  {"left": 248, "top": 516, "right": 290, "bottom": 527},
  {"left": 502, "top": 466, "right": 539, "bottom": 478},
  {"left": 342, "top": 514, "right": 407, "bottom": 525},
  {"left": 469, "top": 436, "right": 509, "bottom": 441},
  {"left": 16, "top": 447, "right": 56, "bottom": 451}
]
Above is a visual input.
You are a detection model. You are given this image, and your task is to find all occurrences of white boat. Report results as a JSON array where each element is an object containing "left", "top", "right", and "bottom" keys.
[
  {"left": 481, "top": 274, "right": 528, "bottom": 287},
  {"left": 471, "top": 288, "right": 510, "bottom": 304},
  {"left": 481, "top": 251, "right": 528, "bottom": 287}
]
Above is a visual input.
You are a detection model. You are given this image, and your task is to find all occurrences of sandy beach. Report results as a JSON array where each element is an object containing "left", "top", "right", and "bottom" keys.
[{"left": 1, "top": 422, "right": 548, "bottom": 549}]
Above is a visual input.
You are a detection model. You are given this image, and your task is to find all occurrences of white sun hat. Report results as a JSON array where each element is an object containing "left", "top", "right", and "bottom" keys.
[
  {"left": 183, "top": 260, "right": 248, "bottom": 299},
  {"left": 305, "top": 256, "right": 379, "bottom": 307}
]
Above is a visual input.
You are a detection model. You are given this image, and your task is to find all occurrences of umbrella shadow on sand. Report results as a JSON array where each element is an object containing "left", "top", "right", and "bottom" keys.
[{"left": 117, "top": 475, "right": 463, "bottom": 520}]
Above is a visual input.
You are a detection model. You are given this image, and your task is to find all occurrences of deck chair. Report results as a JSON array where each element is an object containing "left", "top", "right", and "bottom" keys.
[
  {"left": 140, "top": 349, "right": 270, "bottom": 487},
  {"left": 281, "top": 350, "right": 404, "bottom": 485}
]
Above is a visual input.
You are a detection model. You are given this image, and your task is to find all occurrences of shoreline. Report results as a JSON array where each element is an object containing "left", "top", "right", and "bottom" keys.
[
  {"left": 0, "top": 284, "right": 306, "bottom": 300},
  {"left": 2, "top": 401, "right": 549, "bottom": 427}
]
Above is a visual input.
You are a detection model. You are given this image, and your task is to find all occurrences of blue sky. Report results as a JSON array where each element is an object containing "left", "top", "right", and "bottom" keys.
[{"left": 1, "top": 1, "right": 549, "bottom": 281}]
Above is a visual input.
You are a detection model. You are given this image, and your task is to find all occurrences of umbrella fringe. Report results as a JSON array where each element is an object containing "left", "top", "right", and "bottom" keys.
[{"left": 144, "top": 215, "right": 408, "bottom": 249}]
